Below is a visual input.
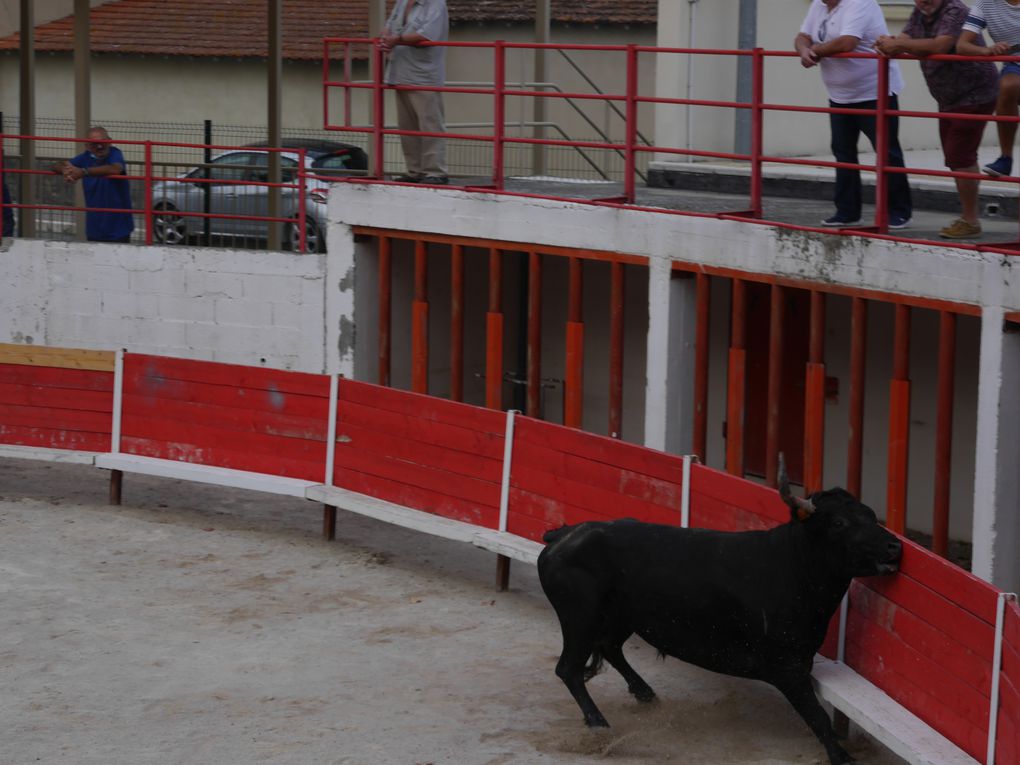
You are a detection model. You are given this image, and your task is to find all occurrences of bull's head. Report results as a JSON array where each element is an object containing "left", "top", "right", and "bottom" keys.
[{"left": 777, "top": 453, "right": 902, "bottom": 577}]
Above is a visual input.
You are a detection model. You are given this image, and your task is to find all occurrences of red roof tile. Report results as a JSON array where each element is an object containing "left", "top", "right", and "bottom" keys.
[{"left": 0, "top": 0, "right": 656, "bottom": 61}]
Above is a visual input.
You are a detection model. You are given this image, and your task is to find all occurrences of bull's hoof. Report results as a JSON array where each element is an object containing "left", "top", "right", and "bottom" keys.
[
  {"left": 827, "top": 745, "right": 854, "bottom": 764},
  {"left": 584, "top": 714, "right": 610, "bottom": 728},
  {"left": 632, "top": 687, "right": 656, "bottom": 703}
]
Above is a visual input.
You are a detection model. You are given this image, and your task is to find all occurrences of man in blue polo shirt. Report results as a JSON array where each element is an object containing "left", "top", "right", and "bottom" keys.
[{"left": 53, "top": 126, "right": 134, "bottom": 243}]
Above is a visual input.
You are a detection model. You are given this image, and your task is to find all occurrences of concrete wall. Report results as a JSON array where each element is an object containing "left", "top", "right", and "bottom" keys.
[{"left": 0, "top": 238, "right": 341, "bottom": 372}]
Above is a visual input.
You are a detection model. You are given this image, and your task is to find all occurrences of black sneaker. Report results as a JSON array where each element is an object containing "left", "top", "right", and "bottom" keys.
[
  {"left": 395, "top": 174, "right": 424, "bottom": 183},
  {"left": 888, "top": 215, "right": 911, "bottom": 230},
  {"left": 422, "top": 175, "right": 449, "bottom": 185},
  {"left": 821, "top": 213, "right": 862, "bottom": 227}
]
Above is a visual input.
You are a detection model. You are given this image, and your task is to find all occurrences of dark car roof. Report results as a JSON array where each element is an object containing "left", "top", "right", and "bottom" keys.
[
  {"left": 244, "top": 139, "right": 364, "bottom": 157},
  {"left": 244, "top": 139, "right": 368, "bottom": 172}
]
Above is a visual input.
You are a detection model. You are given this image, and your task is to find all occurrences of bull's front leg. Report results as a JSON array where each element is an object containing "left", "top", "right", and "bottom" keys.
[{"left": 775, "top": 676, "right": 853, "bottom": 764}]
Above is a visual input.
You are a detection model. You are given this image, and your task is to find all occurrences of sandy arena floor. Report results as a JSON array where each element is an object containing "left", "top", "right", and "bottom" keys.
[{"left": 0, "top": 458, "right": 906, "bottom": 765}]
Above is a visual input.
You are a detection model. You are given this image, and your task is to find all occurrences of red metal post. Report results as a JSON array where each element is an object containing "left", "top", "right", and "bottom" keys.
[
  {"left": 527, "top": 250, "right": 543, "bottom": 417},
  {"left": 623, "top": 44, "right": 639, "bottom": 203},
  {"left": 874, "top": 56, "right": 890, "bottom": 232},
  {"left": 564, "top": 257, "right": 584, "bottom": 428},
  {"left": 933, "top": 310, "right": 956, "bottom": 557},
  {"left": 144, "top": 141, "right": 153, "bottom": 246},
  {"left": 298, "top": 148, "right": 307, "bottom": 253},
  {"left": 487, "top": 246, "right": 509, "bottom": 590},
  {"left": 412, "top": 239, "right": 429, "bottom": 394},
  {"left": 692, "top": 273, "right": 710, "bottom": 462},
  {"left": 343, "top": 43, "right": 353, "bottom": 129},
  {"left": 886, "top": 304, "right": 911, "bottom": 533},
  {"left": 749, "top": 48, "right": 764, "bottom": 218},
  {"left": 450, "top": 245, "right": 467, "bottom": 403},
  {"left": 322, "top": 39, "right": 331, "bottom": 130},
  {"left": 378, "top": 236, "right": 391, "bottom": 387},
  {"left": 765, "top": 284, "right": 784, "bottom": 486},
  {"left": 608, "top": 261, "right": 625, "bottom": 438},
  {"left": 486, "top": 247, "right": 504, "bottom": 410},
  {"left": 450, "top": 243, "right": 464, "bottom": 401},
  {"left": 804, "top": 290, "right": 826, "bottom": 494},
  {"left": 493, "top": 41, "right": 506, "bottom": 190},
  {"left": 372, "top": 43, "right": 386, "bottom": 179},
  {"left": 847, "top": 297, "right": 867, "bottom": 498},
  {"left": 725, "top": 278, "right": 746, "bottom": 476}
]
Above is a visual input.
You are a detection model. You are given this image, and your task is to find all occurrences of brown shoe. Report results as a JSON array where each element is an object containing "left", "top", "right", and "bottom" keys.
[{"left": 939, "top": 218, "right": 982, "bottom": 239}]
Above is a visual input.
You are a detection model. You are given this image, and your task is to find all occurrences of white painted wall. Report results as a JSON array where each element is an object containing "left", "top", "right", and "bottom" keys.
[{"left": 0, "top": 238, "right": 336, "bottom": 372}]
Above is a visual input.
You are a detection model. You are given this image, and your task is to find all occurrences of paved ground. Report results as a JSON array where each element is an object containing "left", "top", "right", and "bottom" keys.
[{"left": 0, "top": 458, "right": 909, "bottom": 765}]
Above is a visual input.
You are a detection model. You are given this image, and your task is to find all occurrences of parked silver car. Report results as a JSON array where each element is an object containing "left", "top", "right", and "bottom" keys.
[{"left": 150, "top": 140, "right": 367, "bottom": 252}]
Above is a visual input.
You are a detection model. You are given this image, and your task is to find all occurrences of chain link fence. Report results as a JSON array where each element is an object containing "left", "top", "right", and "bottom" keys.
[{"left": 1, "top": 113, "right": 647, "bottom": 248}]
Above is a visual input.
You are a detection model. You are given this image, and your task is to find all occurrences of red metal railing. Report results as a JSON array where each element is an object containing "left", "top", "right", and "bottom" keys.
[
  {"left": 0, "top": 135, "right": 314, "bottom": 253},
  {"left": 322, "top": 38, "right": 1020, "bottom": 254}
]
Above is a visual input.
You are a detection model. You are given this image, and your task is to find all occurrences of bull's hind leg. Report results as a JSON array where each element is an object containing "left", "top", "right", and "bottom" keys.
[
  {"left": 554, "top": 620, "right": 611, "bottom": 728},
  {"left": 600, "top": 638, "right": 656, "bottom": 703}
]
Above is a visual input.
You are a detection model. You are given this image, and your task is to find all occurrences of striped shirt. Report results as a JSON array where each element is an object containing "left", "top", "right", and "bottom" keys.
[{"left": 962, "top": 0, "right": 1020, "bottom": 48}]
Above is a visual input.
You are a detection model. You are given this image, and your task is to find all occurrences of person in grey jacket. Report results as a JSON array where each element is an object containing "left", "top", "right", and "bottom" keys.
[{"left": 379, "top": 0, "right": 449, "bottom": 185}]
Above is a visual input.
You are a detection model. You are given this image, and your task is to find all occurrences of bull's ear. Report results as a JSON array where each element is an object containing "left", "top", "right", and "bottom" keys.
[{"left": 778, "top": 452, "right": 815, "bottom": 522}]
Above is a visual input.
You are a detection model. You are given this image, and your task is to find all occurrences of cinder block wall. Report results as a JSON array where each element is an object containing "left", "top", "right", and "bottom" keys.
[{"left": 0, "top": 240, "right": 331, "bottom": 372}]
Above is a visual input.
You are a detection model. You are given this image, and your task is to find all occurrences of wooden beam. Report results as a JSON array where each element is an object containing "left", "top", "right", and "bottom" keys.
[{"left": 0, "top": 343, "right": 115, "bottom": 372}]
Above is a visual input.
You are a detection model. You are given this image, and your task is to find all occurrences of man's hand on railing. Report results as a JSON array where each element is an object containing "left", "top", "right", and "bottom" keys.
[{"left": 794, "top": 34, "right": 819, "bottom": 68}]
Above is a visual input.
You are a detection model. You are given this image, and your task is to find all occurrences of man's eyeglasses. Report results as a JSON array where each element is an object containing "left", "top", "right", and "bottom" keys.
[{"left": 818, "top": 17, "right": 829, "bottom": 42}]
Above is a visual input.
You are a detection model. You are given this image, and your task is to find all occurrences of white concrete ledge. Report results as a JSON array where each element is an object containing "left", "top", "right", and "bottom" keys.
[
  {"left": 94, "top": 453, "right": 318, "bottom": 498},
  {"left": 306, "top": 484, "right": 543, "bottom": 564},
  {"left": 812, "top": 657, "right": 978, "bottom": 765},
  {"left": 0, "top": 444, "right": 99, "bottom": 465}
]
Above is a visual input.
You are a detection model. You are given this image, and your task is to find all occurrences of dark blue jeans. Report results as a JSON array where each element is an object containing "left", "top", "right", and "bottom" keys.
[{"left": 830, "top": 95, "right": 912, "bottom": 221}]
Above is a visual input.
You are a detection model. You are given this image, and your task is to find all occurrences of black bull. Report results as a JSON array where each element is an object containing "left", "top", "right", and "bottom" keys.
[{"left": 537, "top": 468, "right": 902, "bottom": 765}]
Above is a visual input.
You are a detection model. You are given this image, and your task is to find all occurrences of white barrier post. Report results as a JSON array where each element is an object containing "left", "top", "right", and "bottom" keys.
[
  {"left": 321, "top": 374, "right": 340, "bottom": 541},
  {"left": 680, "top": 454, "right": 695, "bottom": 528},
  {"left": 987, "top": 591, "right": 1016, "bottom": 765},
  {"left": 106, "top": 348, "right": 126, "bottom": 505},
  {"left": 494, "top": 409, "right": 519, "bottom": 591},
  {"left": 111, "top": 348, "right": 125, "bottom": 455},
  {"left": 324, "top": 374, "right": 339, "bottom": 486},
  {"left": 498, "top": 410, "right": 518, "bottom": 534}
]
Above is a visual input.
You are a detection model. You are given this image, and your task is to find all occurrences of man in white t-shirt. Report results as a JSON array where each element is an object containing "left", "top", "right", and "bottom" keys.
[{"left": 796, "top": 0, "right": 913, "bottom": 228}]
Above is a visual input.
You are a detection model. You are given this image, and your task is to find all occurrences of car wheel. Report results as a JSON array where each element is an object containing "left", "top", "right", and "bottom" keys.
[
  {"left": 287, "top": 216, "right": 324, "bottom": 253},
  {"left": 153, "top": 202, "right": 188, "bottom": 245}
]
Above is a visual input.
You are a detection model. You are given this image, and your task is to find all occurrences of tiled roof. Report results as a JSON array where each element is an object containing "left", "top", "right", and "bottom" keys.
[{"left": 0, "top": 0, "right": 656, "bottom": 61}]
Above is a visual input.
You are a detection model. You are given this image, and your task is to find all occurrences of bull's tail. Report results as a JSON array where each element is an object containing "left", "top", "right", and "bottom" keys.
[{"left": 583, "top": 649, "right": 604, "bottom": 681}]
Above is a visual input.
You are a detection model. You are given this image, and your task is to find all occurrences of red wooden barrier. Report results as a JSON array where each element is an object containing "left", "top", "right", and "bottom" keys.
[
  {"left": 998, "top": 600, "right": 1020, "bottom": 763},
  {"left": 0, "top": 345, "right": 114, "bottom": 452},
  {"left": 508, "top": 416, "right": 684, "bottom": 542},
  {"left": 120, "top": 354, "right": 331, "bottom": 480},
  {"left": 332, "top": 379, "right": 506, "bottom": 529},
  {"left": 844, "top": 538, "right": 1001, "bottom": 761}
]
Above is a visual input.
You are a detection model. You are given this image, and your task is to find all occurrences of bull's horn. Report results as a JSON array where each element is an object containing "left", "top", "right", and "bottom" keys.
[{"left": 778, "top": 452, "right": 815, "bottom": 521}]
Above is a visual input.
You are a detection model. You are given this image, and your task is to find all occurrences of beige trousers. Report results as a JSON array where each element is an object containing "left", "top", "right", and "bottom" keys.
[{"left": 395, "top": 89, "right": 447, "bottom": 177}]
